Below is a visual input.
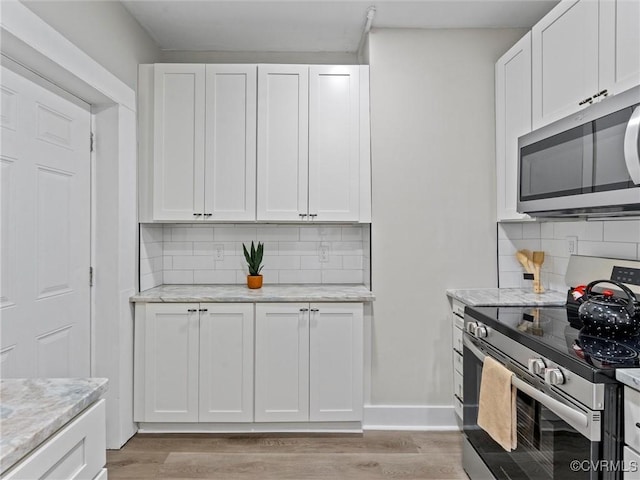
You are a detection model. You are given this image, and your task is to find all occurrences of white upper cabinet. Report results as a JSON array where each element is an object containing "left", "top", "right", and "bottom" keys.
[
  {"left": 532, "top": 0, "right": 640, "bottom": 129},
  {"left": 495, "top": 33, "right": 533, "bottom": 221},
  {"left": 257, "top": 65, "right": 369, "bottom": 222},
  {"left": 256, "top": 65, "right": 309, "bottom": 221},
  {"left": 204, "top": 65, "right": 257, "bottom": 221},
  {"left": 153, "top": 64, "right": 206, "bottom": 221}
]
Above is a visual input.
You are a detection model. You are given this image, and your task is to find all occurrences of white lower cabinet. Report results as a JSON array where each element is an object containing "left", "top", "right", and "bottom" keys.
[
  {"left": 134, "top": 301, "right": 364, "bottom": 427},
  {"left": 134, "top": 303, "right": 254, "bottom": 423},
  {"left": 4, "top": 400, "right": 106, "bottom": 480},
  {"left": 624, "top": 386, "right": 640, "bottom": 478},
  {"left": 254, "top": 303, "right": 364, "bottom": 423}
]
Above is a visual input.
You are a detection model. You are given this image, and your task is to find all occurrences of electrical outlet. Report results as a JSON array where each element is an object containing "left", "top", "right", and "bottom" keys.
[
  {"left": 214, "top": 244, "right": 224, "bottom": 261},
  {"left": 318, "top": 245, "right": 330, "bottom": 263},
  {"left": 566, "top": 236, "right": 578, "bottom": 255}
]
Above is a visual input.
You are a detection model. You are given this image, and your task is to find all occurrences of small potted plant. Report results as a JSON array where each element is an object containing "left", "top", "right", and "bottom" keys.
[{"left": 242, "top": 241, "right": 264, "bottom": 289}]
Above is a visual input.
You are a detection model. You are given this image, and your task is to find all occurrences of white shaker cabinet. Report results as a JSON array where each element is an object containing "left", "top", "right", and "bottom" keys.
[
  {"left": 532, "top": 0, "right": 640, "bottom": 129},
  {"left": 142, "top": 64, "right": 257, "bottom": 221},
  {"left": 134, "top": 303, "right": 254, "bottom": 423},
  {"left": 257, "top": 65, "right": 369, "bottom": 222},
  {"left": 495, "top": 32, "right": 533, "bottom": 221},
  {"left": 152, "top": 64, "right": 206, "bottom": 221},
  {"left": 254, "top": 303, "right": 363, "bottom": 423}
]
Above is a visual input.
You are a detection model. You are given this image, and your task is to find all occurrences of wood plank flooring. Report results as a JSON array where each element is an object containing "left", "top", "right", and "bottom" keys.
[{"left": 106, "top": 431, "right": 468, "bottom": 479}]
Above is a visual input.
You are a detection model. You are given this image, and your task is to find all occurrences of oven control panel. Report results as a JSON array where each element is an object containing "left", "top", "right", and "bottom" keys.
[{"left": 611, "top": 266, "right": 640, "bottom": 287}]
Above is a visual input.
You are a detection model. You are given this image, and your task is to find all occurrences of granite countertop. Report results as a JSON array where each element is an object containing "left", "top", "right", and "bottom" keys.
[
  {"left": 131, "top": 284, "right": 375, "bottom": 303},
  {"left": 616, "top": 369, "right": 640, "bottom": 391},
  {"left": 0, "top": 378, "right": 108, "bottom": 474},
  {"left": 446, "top": 288, "right": 567, "bottom": 307}
]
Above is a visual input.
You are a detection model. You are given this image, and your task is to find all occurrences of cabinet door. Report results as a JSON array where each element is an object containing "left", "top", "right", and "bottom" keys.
[
  {"left": 255, "top": 303, "right": 309, "bottom": 422},
  {"left": 532, "top": 0, "right": 599, "bottom": 129},
  {"left": 153, "top": 64, "right": 205, "bottom": 220},
  {"left": 199, "top": 303, "right": 254, "bottom": 422},
  {"left": 309, "top": 303, "right": 363, "bottom": 422},
  {"left": 204, "top": 65, "right": 257, "bottom": 221},
  {"left": 600, "top": 0, "right": 640, "bottom": 96},
  {"left": 495, "top": 33, "right": 532, "bottom": 221},
  {"left": 308, "top": 66, "right": 360, "bottom": 221},
  {"left": 143, "top": 303, "right": 199, "bottom": 422},
  {"left": 257, "top": 65, "right": 309, "bottom": 221}
]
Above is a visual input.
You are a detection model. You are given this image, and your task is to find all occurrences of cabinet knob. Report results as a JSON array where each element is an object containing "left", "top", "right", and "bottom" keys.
[{"left": 636, "top": 422, "right": 640, "bottom": 429}]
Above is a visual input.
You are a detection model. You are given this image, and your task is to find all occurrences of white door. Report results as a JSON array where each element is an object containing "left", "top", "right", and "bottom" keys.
[
  {"left": 143, "top": 303, "right": 199, "bottom": 422},
  {"left": 495, "top": 33, "right": 532, "bottom": 221},
  {"left": 256, "top": 65, "right": 309, "bottom": 221},
  {"left": 204, "top": 65, "right": 257, "bottom": 221},
  {"left": 153, "top": 64, "right": 205, "bottom": 221},
  {"left": 308, "top": 66, "right": 360, "bottom": 221},
  {"left": 532, "top": 0, "right": 599, "bottom": 128},
  {"left": 1, "top": 65, "right": 91, "bottom": 378},
  {"left": 254, "top": 303, "right": 309, "bottom": 422},
  {"left": 309, "top": 303, "right": 363, "bottom": 422},
  {"left": 599, "top": 0, "right": 640, "bottom": 96},
  {"left": 199, "top": 303, "right": 254, "bottom": 422}
]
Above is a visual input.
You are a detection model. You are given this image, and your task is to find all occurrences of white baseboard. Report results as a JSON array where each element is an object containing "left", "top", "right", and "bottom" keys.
[{"left": 363, "top": 405, "right": 459, "bottom": 431}]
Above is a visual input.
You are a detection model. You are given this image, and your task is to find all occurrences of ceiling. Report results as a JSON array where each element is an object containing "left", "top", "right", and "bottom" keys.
[{"left": 121, "top": 1, "right": 559, "bottom": 53}]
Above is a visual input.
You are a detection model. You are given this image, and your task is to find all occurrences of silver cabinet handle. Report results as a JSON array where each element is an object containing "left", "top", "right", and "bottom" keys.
[{"left": 624, "top": 105, "right": 640, "bottom": 185}]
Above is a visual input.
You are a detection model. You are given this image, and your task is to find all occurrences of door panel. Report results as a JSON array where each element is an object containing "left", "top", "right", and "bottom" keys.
[
  {"left": 0, "top": 65, "right": 90, "bottom": 378},
  {"left": 204, "top": 65, "right": 257, "bottom": 221},
  {"left": 255, "top": 303, "right": 309, "bottom": 422},
  {"left": 257, "top": 65, "right": 309, "bottom": 221},
  {"left": 308, "top": 66, "right": 360, "bottom": 221}
]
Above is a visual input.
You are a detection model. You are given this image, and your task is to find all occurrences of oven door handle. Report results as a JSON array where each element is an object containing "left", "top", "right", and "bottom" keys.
[
  {"left": 624, "top": 105, "right": 640, "bottom": 185},
  {"left": 463, "top": 335, "right": 593, "bottom": 437}
]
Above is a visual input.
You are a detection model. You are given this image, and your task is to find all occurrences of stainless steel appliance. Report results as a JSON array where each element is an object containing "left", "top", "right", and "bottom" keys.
[
  {"left": 463, "top": 256, "right": 640, "bottom": 480},
  {"left": 517, "top": 85, "right": 640, "bottom": 217}
]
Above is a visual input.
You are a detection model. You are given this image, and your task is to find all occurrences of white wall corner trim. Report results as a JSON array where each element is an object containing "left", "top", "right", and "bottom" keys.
[
  {"left": 1, "top": 0, "right": 137, "bottom": 449},
  {"left": 363, "top": 405, "right": 459, "bottom": 431},
  {"left": 0, "top": 0, "right": 135, "bottom": 111}
]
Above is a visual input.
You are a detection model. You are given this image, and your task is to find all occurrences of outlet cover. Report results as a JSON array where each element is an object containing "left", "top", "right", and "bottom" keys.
[
  {"left": 318, "top": 245, "right": 330, "bottom": 263},
  {"left": 214, "top": 244, "right": 224, "bottom": 261},
  {"left": 566, "top": 236, "right": 578, "bottom": 255}
]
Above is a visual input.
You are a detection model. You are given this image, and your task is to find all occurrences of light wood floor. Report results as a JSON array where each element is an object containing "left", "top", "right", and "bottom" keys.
[{"left": 106, "top": 431, "right": 468, "bottom": 479}]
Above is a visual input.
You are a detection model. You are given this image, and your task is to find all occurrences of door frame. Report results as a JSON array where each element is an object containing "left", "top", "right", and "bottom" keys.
[{"left": 1, "top": 1, "right": 137, "bottom": 449}]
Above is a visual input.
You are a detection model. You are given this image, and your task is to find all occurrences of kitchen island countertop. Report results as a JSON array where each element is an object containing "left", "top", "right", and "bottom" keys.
[
  {"left": 0, "top": 377, "right": 108, "bottom": 475},
  {"left": 446, "top": 288, "right": 567, "bottom": 306},
  {"left": 131, "top": 284, "right": 375, "bottom": 303}
]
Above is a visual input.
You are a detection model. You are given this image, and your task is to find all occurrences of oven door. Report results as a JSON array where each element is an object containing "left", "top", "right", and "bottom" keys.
[{"left": 463, "top": 335, "right": 602, "bottom": 480}]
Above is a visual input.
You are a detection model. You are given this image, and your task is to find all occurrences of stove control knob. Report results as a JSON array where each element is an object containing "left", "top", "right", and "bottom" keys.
[
  {"left": 474, "top": 325, "right": 488, "bottom": 339},
  {"left": 527, "top": 358, "right": 546, "bottom": 375},
  {"left": 544, "top": 368, "right": 565, "bottom": 386}
]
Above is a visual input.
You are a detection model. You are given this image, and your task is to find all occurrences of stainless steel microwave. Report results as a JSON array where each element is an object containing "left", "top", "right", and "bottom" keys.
[{"left": 517, "top": 85, "right": 640, "bottom": 217}]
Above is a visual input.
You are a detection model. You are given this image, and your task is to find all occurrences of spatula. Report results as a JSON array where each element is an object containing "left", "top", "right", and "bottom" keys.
[
  {"left": 532, "top": 251, "right": 545, "bottom": 293},
  {"left": 516, "top": 250, "right": 534, "bottom": 273}
]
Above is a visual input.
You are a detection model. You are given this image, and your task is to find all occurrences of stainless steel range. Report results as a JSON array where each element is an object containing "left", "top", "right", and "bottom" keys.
[{"left": 462, "top": 255, "right": 640, "bottom": 480}]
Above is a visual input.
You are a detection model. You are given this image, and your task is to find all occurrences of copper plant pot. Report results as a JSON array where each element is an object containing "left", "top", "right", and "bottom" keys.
[{"left": 247, "top": 275, "right": 263, "bottom": 289}]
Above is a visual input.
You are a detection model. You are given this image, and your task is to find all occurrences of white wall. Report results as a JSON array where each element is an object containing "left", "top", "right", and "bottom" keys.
[
  {"left": 21, "top": 0, "right": 160, "bottom": 89},
  {"left": 368, "top": 28, "right": 525, "bottom": 406},
  {"left": 499, "top": 219, "right": 640, "bottom": 291},
  {"left": 160, "top": 50, "right": 358, "bottom": 64}
]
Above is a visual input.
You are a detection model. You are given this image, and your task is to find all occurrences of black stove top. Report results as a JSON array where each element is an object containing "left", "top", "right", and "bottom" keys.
[{"left": 466, "top": 305, "right": 640, "bottom": 381}]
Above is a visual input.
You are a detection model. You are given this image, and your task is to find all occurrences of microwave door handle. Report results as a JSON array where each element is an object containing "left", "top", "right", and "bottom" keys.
[{"left": 624, "top": 105, "right": 640, "bottom": 185}]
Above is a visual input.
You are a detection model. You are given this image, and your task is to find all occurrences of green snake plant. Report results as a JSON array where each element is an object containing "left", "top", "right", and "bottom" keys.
[{"left": 242, "top": 241, "right": 264, "bottom": 276}]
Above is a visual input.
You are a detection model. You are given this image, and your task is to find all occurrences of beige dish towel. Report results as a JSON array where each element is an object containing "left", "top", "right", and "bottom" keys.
[{"left": 477, "top": 356, "right": 517, "bottom": 452}]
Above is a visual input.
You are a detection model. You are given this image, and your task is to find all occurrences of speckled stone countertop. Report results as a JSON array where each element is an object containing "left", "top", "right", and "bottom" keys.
[
  {"left": 0, "top": 378, "right": 108, "bottom": 474},
  {"left": 446, "top": 288, "right": 567, "bottom": 306},
  {"left": 616, "top": 369, "right": 640, "bottom": 391},
  {"left": 131, "top": 284, "right": 375, "bottom": 303}
]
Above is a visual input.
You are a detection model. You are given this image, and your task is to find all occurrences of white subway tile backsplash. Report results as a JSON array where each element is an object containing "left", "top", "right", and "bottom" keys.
[
  {"left": 540, "top": 222, "right": 554, "bottom": 239},
  {"left": 140, "top": 272, "right": 163, "bottom": 291},
  {"left": 540, "top": 239, "right": 566, "bottom": 258},
  {"left": 498, "top": 255, "right": 523, "bottom": 272},
  {"left": 498, "top": 271, "right": 523, "bottom": 288},
  {"left": 522, "top": 223, "right": 541, "bottom": 239},
  {"left": 603, "top": 220, "right": 640, "bottom": 243},
  {"left": 139, "top": 223, "right": 369, "bottom": 287},
  {"left": 578, "top": 241, "right": 638, "bottom": 259},
  {"left": 499, "top": 223, "right": 523, "bottom": 240}
]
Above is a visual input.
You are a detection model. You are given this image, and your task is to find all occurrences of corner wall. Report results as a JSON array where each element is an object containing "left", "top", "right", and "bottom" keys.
[{"left": 368, "top": 28, "right": 525, "bottom": 411}]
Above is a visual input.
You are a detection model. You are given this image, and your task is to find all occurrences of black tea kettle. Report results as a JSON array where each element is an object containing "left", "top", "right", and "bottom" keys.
[{"left": 578, "top": 280, "right": 640, "bottom": 337}]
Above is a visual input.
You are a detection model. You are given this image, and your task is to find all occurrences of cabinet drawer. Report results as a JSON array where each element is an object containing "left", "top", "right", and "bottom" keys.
[
  {"left": 452, "top": 325, "right": 463, "bottom": 354},
  {"left": 454, "top": 371, "right": 464, "bottom": 402},
  {"left": 453, "top": 350, "right": 463, "bottom": 375},
  {"left": 4, "top": 400, "right": 106, "bottom": 480},
  {"left": 623, "top": 446, "right": 640, "bottom": 479},
  {"left": 625, "top": 387, "right": 640, "bottom": 452},
  {"left": 451, "top": 300, "right": 465, "bottom": 319},
  {"left": 454, "top": 392, "right": 463, "bottom": 419}
]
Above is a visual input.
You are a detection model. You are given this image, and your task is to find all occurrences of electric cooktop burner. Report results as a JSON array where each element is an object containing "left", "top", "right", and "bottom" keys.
[{"left": 467, "top": 305, "right": 640, "bottom": 379}]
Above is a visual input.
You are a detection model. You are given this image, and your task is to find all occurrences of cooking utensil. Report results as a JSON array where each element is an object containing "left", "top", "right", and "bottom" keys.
[
  {"left": 578, "top": 280, "right": 640, "bottom": 337},
  {"left": 532, "top": 251, "right": 545, "bottom": 293},
  {"left": 516, "top": 250, "right": 533, "bottom": 273}
]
